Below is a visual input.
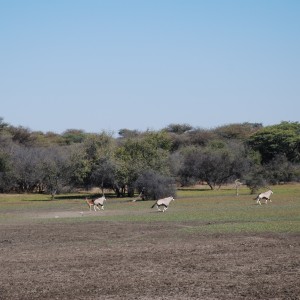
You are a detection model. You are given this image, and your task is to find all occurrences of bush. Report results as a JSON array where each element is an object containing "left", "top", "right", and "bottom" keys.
[{"left": 134, "top": 170, "right": 176, "bottom": 200}]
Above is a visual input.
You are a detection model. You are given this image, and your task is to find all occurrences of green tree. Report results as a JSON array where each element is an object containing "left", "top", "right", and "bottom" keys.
[
  {"left": 115, "top": 131, "right": 172, "bottom": 196},
  {"left": 62, "top": 129, "right": 87, "bottom": 144},
  {"left": 179, "top": 142, "right": 250, "bottom": 189},
  {"left": 68, "top": 132, "right": 116, "bottom": 190},
  {"left": 91, "top": 157, "right": 118, "bottom": 194},
  {"left": 163, "top": 123, "right": 193, "bottom": 134},
  {"left": 68, "top": 144, "right": 92, "bottom": 188},
  {"left": 247, "top": 122, "right": 300, "bottom": 163}
]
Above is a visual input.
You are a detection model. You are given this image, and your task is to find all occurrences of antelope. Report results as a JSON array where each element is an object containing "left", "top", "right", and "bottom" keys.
[
  {"left": 85, "top": 198, "right": 95, "bottom": 211},
  {"left": 93, "top": 195, "right": 106, "bottom": 210},
  {"left": 151, "top": 196, "right": 175, "bottom": 212},
  {"left": 254, "top": 190, "right": 273, "bottom": 205}
]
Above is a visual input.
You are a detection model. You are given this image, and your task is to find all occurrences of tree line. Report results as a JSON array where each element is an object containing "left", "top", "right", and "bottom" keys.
[{"left": 0, "top": 117, "right": 299, "bottom": 198}]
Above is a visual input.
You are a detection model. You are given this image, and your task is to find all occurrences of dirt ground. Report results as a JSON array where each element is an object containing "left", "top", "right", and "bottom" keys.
[{"left": 0, "top": 219, "right": 299, "bottom": 300}]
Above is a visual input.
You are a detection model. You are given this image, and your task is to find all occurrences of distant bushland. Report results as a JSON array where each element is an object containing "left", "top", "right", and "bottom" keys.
[{"left": 0, "top": 117, "right": 300, "bottom": 197}]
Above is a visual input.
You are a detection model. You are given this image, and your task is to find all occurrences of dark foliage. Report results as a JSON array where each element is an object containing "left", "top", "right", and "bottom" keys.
[{"left": 134, "top": 170, "right": 176, "bottom": 200}]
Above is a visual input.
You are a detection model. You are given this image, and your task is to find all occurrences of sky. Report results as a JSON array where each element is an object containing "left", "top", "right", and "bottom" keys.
[{"left": 1, "top": 0, "right": 299, "bottom": 136}]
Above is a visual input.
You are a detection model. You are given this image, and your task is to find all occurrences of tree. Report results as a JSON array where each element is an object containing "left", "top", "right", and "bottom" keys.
[
  {"left": 118, "top": 129, "right": 140, "bottom": 138},
  {"left": 134, "top": 170, "right": 176, "bottom": 200},
  {"left": 4, "top": 145, "right": 45, "bottom": 192},
  {"left": 247, "top": 122, "right": 300, "bottom": 163},
  {"left": 187, "top": 128, "right": 218, "bottom": 147},
  {"left": 68, "top": 132, "right": 116, "bottom": 190},
  {"left": 8, "top": 126, "right": 36, "bottom": 146},
  {"left": 0, "top": 143, "right": 72, "bottom": 194},
  {"left": 0, "top": 117, "right": 9, "bottom": 131},
  {"left": 163, "top": 123, "right": 193, "bottom": 134},
  {"left": 264, "top": 155, "right": 300, "bottom": 184},
  {"left": 91, "top": 157, "right": 118, "bottom": 194},
  {"left": 62, "top": 129, "right": 87, "bottom": 144},
  {"left": 115, "top": 131, "right": 172, "bottom": 196},
  {"left": 40, "top": 146, "right": 72, "bottom": 195},
  {"left": 179, "top": 142, "right": 251, "bottom": 189},
  {"left": 243, "top": 164, "right": 269, "bottom": 194},
  {"left": 68, "top": 144, "right": 93, "bottom": 189},
  {"left": 213, "top": 123, "right": 262, "bottom": 140},
  {"left": 0, "top": 149, "right": 11, "bottom": 192}
]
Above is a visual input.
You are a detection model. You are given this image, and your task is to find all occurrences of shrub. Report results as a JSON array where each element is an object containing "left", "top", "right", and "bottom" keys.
[{"left": 134, "top": 170, "right": 176, "bottom": 200}]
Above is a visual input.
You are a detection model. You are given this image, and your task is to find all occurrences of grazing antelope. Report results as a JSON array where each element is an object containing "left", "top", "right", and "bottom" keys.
[
  {"left": 151, "top": 196, "right": 175, "bottom": 212},
  {"left": 254, "top": 190, "right": 273, "bottom": 205},
  {"left": 93, "top": 195, "right": 106, "bottom": 210}
]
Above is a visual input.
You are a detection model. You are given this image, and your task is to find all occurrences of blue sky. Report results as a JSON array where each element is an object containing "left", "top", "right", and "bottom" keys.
[{"left": 1, "top": 0, "right": 299, "bottom": 135}]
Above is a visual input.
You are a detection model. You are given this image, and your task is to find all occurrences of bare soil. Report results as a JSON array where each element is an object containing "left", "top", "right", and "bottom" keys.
[{"left": 0, "top": 218, "right": 299, "bottom": 300}]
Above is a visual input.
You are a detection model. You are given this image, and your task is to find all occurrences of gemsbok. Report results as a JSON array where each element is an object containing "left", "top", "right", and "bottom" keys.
[
  {"left": 93, "top": 195, "right": 106, "bottom": 210},
  {"left": 151, "top": 196, "right": 174, "bottom": 212},
  {"left": 254, "top": 189, "right": 273, "bottom": 205}
]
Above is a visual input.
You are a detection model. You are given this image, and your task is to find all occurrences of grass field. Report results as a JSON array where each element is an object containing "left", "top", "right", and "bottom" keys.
[
  {"left": 1, "top": 184, "right": 299, "bottom": 299},
  {"left": 1, "top": 184, "right": 299, "bottom": 233}
]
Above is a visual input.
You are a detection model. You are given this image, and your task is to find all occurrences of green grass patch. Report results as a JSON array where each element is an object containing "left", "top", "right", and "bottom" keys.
[{"left": 1, "top": 184, "right": 300, "bottom": 233}]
